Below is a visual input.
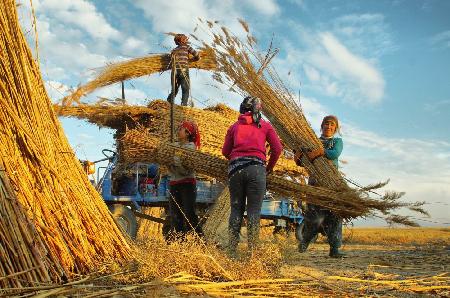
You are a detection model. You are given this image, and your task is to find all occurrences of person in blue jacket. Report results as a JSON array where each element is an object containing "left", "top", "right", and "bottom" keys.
[{"left": 295, "top": 115, "right": 345, "bottom": 258}]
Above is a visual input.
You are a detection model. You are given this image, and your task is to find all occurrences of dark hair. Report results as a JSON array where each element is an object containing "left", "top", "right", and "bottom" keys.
[{"left": 239, "top": 96, "right": 263, "bottom": 128}]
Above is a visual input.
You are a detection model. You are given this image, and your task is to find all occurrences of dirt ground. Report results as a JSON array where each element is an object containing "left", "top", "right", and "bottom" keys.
[{"left": 279, "top": 241, "right": 449, "bottom": 297}]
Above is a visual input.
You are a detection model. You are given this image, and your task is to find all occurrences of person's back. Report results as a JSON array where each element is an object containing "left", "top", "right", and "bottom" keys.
[
  {"left": 167, "top": 34, "right": 200, "bottom": 106},
  {"left": 171, "top": 44, "right": 199, "bottom": 70},
  {"left": 222, "top": 112, "right": 281, "bottom": 173},
  {"left": 222, "top": 96, "right": 282, "bottom": 257}
]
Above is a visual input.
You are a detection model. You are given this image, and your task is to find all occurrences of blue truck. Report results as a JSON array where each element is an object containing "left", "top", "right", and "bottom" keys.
[{"left": 93, "top": 149, "right": 304, "bottom": 240}]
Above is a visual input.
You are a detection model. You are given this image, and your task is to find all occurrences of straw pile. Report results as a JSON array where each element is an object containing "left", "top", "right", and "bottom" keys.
[
  {"left": 55, "top": 100, "right": 306, "bottom": 177},
  {"left": 62, "top": 48, "right": 217, "bottom": 105},
  {"left": 0, "top": 162, "right": 51, "bottom": 291},
  {"left": 120, "top": 129, "right": 421, "bottom": 220},
  {"left": 0, "top": 0, "right": 131, "bottom": 283}
]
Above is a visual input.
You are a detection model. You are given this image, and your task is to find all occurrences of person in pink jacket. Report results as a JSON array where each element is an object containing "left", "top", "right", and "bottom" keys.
[{"left": 222, "top": 96, "right": 282, "bottom": 256}]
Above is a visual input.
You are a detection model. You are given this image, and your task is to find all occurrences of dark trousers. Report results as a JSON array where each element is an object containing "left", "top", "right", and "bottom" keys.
[
  {"left": 168, "top": 182, "right": 202, "bottom": 236},
  {"left": 302, "top": 204, "right": 343, "bottom": 249},
  {"left": 228, "top": 164, "right": 266, "bottom": 251},
  {"left": 167, "top": 69, "right": 190, "bottom": 106}
]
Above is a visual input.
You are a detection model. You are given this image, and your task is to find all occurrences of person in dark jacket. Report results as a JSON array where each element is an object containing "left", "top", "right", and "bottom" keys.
[
  {"left": 295, "top": 115, "right": 345, "bottom": 258},
  {"left": 222, "top": 96, "right": 282, "bottom": 256},
  {"left": 167, "top": 34, "right": 200, "bottom": 106},
  {"left": 168, "top": 120, "right": 202, "bottom": 239}
]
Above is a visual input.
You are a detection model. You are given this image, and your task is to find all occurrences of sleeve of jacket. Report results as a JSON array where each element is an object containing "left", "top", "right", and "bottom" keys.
[
  {"left": 222, "top": 125, "right": 234, "bottom": 159},
  {"left": 188, "top": 46, "right": 200, "bottom": 61},
  {"left": 265, "top": 124, "right": 282, "bottom": 171},
  {"left": 324, "top": 138, "right": 343, "bottom": 160}
]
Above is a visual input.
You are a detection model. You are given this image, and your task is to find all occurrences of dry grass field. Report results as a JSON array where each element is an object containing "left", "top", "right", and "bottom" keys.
[
  {"left": 31, "top": 226, "right": 448, "bottom": 297},
  {"left": 343, "top": 227, "right": 450, "bottom": 246}
]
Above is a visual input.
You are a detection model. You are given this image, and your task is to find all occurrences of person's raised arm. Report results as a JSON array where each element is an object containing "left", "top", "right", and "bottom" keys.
[{"left": 188, "top": 46, "right": 200, "bottom": 62}]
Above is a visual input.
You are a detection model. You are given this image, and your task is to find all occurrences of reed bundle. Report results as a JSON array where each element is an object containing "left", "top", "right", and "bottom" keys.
[
  {"left": 55, "top": 100, "right": 306, "bottom": 177},
  {"left": 0, "top": 0, "right": 131, "bottom": 283},
  {"left": 202, "top": 188, "right": 231, "bottom": 243},
  {"left": 0, "top": 163, "right": 51, "bottom": 291},
  {"left": 136, "top": 207, "right": 165, "bottom": 242},
  {"left": 199, "top": 22, "right": 427, "bottom": 225},
  {"left": 120, "top": 129, "right": 420, "bottom": 220},
  {"left": 62, "top": 48, "right": 217, "bottom": 105}
]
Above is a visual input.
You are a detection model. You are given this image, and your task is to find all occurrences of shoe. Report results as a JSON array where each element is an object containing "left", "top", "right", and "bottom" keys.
[
  {"left": 329, "top": 247, "right": 346, "bottom": 258},
  {"left": 298, "top": 241, "right": 309, "bottom": 253}
]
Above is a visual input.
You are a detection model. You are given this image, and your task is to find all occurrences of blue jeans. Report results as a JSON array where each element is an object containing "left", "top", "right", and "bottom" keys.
[{"left": 228, "top": 164, "right": 266, "bottom": 251}]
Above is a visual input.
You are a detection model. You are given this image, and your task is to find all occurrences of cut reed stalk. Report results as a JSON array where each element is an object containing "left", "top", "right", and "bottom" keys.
[{"left": 0, "top": 0, "right": 131, "bottom": 283}]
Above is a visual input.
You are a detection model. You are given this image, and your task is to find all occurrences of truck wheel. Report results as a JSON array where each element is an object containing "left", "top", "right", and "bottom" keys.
[
  {"left": 108, "top": 204, "right": 138, "bottom": 240},
  {"left": 295, "top": 222, "right": 304, "bottom": 242}
]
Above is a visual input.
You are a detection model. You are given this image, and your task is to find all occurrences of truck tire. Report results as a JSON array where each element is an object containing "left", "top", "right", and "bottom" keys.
[
  {"left": 108, "top": 204, "right": 138, "bottom": 240},
  {"left": 295, "top": 222, "right": 304, "bottom": 242}
]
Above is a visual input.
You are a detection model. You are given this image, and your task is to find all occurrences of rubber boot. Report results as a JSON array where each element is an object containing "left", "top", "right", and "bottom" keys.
[
  {"left": 298, "top": 241, "right": 309, "bottom": 253},
  {"left": 329, "top": 246, "right": 346, "bottom": 258}
]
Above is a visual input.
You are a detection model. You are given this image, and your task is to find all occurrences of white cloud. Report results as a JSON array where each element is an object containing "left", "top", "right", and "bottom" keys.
[
  {"left": 341, "top": 124, "right": 450, "bottom": 224},
  {"left": 35, "top": 0, "right": 121, "bottom": 41},
  {"left": 133, "top": 0, "right": 210, "bottom": 34},
  {"left": 332, "top": 13, "right": 396, "bottom": 57},
  {"left": 245, "top": 0, "right": 280, "bottom": 16},
  {"left": 287, "top": 0, "right": 306, "bottom": 9},
  {"left": 277, "top": 22, "right": 386, "bottom": 105},
  {"left": 319, "top": 32, "right": 385, "bottom": 103},
  {"left": 424, "top": 99, "right": 450, "bottom": 113},
  {"left": 45, "top": 80, "right": 70, "bottom": 101},
  {"left": 122, "top": 37, "right": 146, "bottom": 54},
  {"left": 430, "top": 30, "right": 450, "bottom": 49}
]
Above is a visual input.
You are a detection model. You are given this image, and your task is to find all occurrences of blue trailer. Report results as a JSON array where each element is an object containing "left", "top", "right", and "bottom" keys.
[{"left": 95, "top": 149, "right": 304, "bottom": 240}]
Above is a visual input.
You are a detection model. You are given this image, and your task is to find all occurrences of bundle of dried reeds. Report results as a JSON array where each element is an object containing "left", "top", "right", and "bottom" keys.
[
  {"left": 62, "top": 48, "right": 217, "bottom": 105},
  {"left": 199, "top": 21, "right": 427, "bottom": 225},
  {"left": 55, "top": 100, "right": 306, "bottom": 177},
  {"left": 0, "top": 0, "right": 131, "bottom": 282},
  {"left": 136, "top": 207, "right": 165, "bottom": 242},
  {"left": 202, "top": 188, "right": 231, "bottom": 243},
  {"left": 0, "top": 163, "right": 51, "bottom": 291},
  {"left": 120, "top": 129, "right": 419, "bottom": 220}
]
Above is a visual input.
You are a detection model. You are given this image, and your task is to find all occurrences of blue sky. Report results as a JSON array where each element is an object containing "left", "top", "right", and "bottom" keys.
[{"left": 19, "top": 0, "right": 450, "bottom": 226}]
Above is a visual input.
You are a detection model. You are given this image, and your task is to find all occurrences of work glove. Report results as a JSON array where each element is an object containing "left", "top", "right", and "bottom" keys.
[{"left": 307, "top": 147, "right": 324, "bottom": 162}]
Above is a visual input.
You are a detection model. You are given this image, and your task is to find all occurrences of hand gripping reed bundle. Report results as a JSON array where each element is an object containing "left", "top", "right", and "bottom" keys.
[
  {"left": 120, "top": 129, "right": 419, "bottom": 220},
  {"left": 0, "top": 0, "right": 131, "bottom": 284}
]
